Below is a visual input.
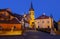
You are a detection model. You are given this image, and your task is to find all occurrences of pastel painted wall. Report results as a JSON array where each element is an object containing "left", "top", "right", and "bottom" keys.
[{"left": 35, "top": 17, "right": 53, "bottom": 28}]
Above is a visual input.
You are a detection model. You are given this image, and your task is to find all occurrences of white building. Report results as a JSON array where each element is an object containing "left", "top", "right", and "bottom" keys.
[{"left": 35, "top": 13, "right": 53, "bottom": 29}]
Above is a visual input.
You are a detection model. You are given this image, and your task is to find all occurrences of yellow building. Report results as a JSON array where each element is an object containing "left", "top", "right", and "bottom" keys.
[
  {"left": 35, "top": 13, "right": 53, "bottom": 29},
  {"left": 24, "top": 3, "right": 35, "bottom": 28}
]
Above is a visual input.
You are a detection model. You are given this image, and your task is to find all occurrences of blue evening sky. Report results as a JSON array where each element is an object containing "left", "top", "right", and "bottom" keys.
[{"left": 0, "top": 0, "right": 60, "bottom": 21}]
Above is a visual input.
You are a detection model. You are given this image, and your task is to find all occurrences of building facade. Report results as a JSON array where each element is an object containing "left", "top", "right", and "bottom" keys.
[
  {"left": 0, "top": 8, "right": 22, "bottom": 30},
  {"left": 35, "top": 13, "right": 53, "bottom": 29}
]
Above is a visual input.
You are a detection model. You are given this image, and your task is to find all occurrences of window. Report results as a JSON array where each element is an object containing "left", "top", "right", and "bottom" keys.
[
  {"left": 11, "top": 26, "right": 16, "bottom": 30},
  {"left": 47, "top": 21, "right": 49, "bottom": 23},
  {"left": 38, "top": 22, "right": 39, "bottom": 23},
  {"left": 42, "top": 21, "right": 44, "bottom": 23},
  {"left": 14, "top": 26, "right": 16, "bottom": 30}
]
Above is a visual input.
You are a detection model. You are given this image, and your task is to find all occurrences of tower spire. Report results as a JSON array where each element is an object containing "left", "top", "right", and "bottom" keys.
[
  {"left": 29, "top": 2, "right": 34, "bottom": 11},
  {"left": 31, "top": 2, "right": 33, "bottom": 9}
]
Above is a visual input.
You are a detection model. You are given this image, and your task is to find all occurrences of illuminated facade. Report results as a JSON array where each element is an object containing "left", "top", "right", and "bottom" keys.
[
  {"left": 0, "top": 8, "right": 22, "bottom": 30},
  {"left": 35, "top": 13, "right": 53, "bottom": 29}
]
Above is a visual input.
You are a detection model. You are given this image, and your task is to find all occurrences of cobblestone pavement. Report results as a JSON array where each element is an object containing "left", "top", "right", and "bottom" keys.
[{"left": 0, "top": 31, "right": 60, "bottom": 39}]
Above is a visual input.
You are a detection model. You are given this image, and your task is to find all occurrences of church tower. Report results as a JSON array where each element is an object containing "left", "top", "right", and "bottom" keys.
[{"left": 29, "top": 3, "right": 35, "bottom": 28}]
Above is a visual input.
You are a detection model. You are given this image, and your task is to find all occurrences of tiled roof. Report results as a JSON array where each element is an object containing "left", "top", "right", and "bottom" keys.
[
  {"left": 0, "top": 14, "right": 6, "bottom": 18},
  {"left": 0, "top": 8, "right": 22, "bottom": 24},
  {"left": 13, "top": 14, "right": 23, "bottom": 21},
  {"left": 36, "top": 15, "right": 50, "bottom": 19},
  {"left": 0, "top": 8, "right": 23, "bottom": 22},
  {"left": 0, "top": 9, "right": 15, "bottom": 17}
]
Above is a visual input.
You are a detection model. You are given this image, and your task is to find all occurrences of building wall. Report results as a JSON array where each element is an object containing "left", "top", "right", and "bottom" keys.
[
  {"left": 29, "top": 10, "right": 35, "bottom": 28},
  {"left": 0, "top": 10, "right": 22, "bottom": 30},
  {"left": 0, "top": 24, "right": 22, "bottom": 30},
  {"left": 35, "top": 17, "right": 53, "bottom": 29}
]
